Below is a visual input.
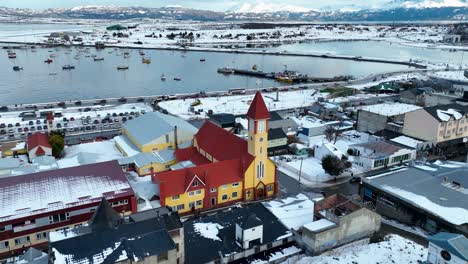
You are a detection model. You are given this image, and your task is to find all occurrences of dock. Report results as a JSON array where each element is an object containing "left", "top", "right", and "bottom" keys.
[{"left": 221, "top": 68, "right": 351, "bottom": 83}]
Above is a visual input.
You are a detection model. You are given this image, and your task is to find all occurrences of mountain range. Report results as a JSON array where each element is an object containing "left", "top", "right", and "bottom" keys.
[{"left": 0, "top": 3, "right": 466, "bottom": 21}]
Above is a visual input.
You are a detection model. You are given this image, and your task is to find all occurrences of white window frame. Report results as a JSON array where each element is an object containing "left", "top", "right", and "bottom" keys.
[{"left": 258, "top": 120, "right": 266, "bottom": 133}]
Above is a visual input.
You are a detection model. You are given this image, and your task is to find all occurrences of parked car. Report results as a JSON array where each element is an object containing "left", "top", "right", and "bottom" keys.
[
  {"left": 7, "top": 124, "right": 13, "bottom": 128},
  {"left": 24, "top": 127, "right": 29, "bottom": 132},
  {"left": 56, "top": 123, "right": 62, "bottom": 128},
  {"left": 28, "top": 120, "right": 34, "bottom": 125},
  {"left": 37, "top": 126, "right": 42, "bottom": 131},
  {"left": 15, "top": 123, "right": 20, "bottom": 127},
  {"left": 0, "top": 123, "right": 5, "bottom": 129},
  {"left": 17, "top": 128, "right": 23, "bottom": 132},
  {"left": 36, "top": 120, "right": 41, "bottom": 124}
]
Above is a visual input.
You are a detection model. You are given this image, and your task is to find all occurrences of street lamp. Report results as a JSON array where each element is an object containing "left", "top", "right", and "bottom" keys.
[{"left": 297, "top": 157, "right": 303, "bottom": 193}]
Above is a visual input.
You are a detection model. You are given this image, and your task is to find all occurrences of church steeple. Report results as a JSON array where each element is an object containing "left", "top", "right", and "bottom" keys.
[
  {"left": 246, "top": 91, "right": 270, "bottom": 120},
  {"left": 246, "top": 92, "right": 269, "bottom": 176}
]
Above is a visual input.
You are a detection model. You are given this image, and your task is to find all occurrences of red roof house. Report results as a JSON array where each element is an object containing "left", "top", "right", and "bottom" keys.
[{"left": 27, "top": 132, "right": 52, "bottom": 160}]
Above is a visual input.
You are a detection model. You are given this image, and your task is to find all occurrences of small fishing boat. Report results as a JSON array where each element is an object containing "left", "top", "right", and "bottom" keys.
[
  {"left": 124, "top": 54, "right": 130, "bottom": 59},
  {"left": 217, "top": 68, "right": 235, "bottom": 74},
  {"left": 74, "top": 55, "right": 80, "bottom": 60},
  {"left": 8, "top": 53, "right": 16, "bottom": 59},
  {"left": 94, "top": 57, "right": 104, "bottom": 61},
  {"left": 62, "top": 65, "right": 75, "bottom": 70},
  {"left": 174, "top": 77, "right": 182, "bottom": 81},
  {"left": 44, "top": 59, "right": 53, "bottom": 64},
  {"left": 142, "top": 58, "right": 151, "bottom": 64},
  {"left": 252, "top": 64, "right": 258, "bottom": 71},
  {"left": 13, "top": 66, "right": 23, "bottom": 71},
  {"left": 200, "top": 58, "right": 206, "bottom": 62},
  {"left": 91, "top": 54, "right": 97, "bottom": 58},
  {"left": 161, "top": 74, "right": 166, "bottom": 81},
  {"left": 49, "top": 72, "right": 57, "bottom": 76},
  {"left": 139, "top": 50, "right": 145, "bottom": 56},
  {"left": 117, "top": 66, "right": 129, "bottom": 70},
  {"left": 123, "top": 51, "right": 130, "bottom": 56}
]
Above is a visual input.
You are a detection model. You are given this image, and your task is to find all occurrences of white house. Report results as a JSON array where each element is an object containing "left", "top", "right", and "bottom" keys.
[
  {"left": 235, "top": 214, "right": 263, "bottom": 249},
  {"left": 427, "top": 232, "right": 468, "bottom": 264},
  {"left": 314, "top": 142, "right": 345, "bottom": 160},
  {"left": 349, "top": 140, "right": 415, "bottom": 170}
]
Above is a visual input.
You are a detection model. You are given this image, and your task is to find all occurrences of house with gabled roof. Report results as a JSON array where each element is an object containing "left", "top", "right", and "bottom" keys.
[
  {"left": 153, "top": 92, "right": 277, "bottom": 214},
  {"left": 27, "top": 133, "right": 52, "bottom": 160}
]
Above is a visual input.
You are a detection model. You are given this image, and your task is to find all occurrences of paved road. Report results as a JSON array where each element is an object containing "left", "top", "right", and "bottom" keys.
[{"left": 277, "top": 170, "right": 359, "bottom": 198}]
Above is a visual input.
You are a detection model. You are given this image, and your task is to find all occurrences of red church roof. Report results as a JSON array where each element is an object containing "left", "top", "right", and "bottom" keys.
[
  {"left": 154, "top": 159, "right": 243, "bottom": 197},
  {"left": 246, "top": 91, "right": 270, "bottom": 120},
  {"left": 35, "top": 146, "right": 46, "bottom": 156},
  {"left": 195, "top": 121, "right": 254, "bottom": 167},
  {"left": 27, "top": 132, "right": 51, "bottom": 151},
  {"left": 175, "top": 147, "right": 210, "bottom": 166}
]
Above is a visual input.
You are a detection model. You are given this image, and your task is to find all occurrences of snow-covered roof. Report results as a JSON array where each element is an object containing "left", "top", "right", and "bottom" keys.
[
  {"left": 114, "top": 135, "right": 141, "bottom": 157},
  {"left": 0, "top": 161, "right": 133, "bottom": 222},
  {"left": 359, "top": 103, "right": 421, "bottom": 116},
  {"left": 390, "top": 136, "right": 423, "bottom": 149},
  {"left": 303, "top": 219, "right": 336, "bottom": 232},
  {"left": 436, "top": 108, "right": 463, "bottom": 121},
  {"left": 122, "top": 112, "right": 198, "bottom": 146},
  {"left": 0, "top": 158, "right": 21, "bottom": 170},
  {"left": 364, "top": 162, "right": 468, "bottom": 226},
  {"left": 262, "top": 193, "right": 314, "bottom": 230},
  {"left": 133, "top": 150, "right": 175, "bottom": 168}
]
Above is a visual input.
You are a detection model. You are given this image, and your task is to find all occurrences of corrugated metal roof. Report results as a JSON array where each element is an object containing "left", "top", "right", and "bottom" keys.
[
  {"left": 122, "top": 112, "right": 198, "bottom": 146},
  {"left": 0, "top": 158, "right": 21, "bottom": 169},
  {"left": 133, "top": 150, "right": 175, "bottom": 168}
]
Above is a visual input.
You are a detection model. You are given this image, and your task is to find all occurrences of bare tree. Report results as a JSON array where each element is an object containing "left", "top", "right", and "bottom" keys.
[{"left": 324, "top": 126, "right": 342, "bottom": 144}]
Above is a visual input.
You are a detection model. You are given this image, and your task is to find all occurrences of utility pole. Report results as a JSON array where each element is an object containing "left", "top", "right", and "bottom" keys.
[{"left": 297, "top": 157, "right": 303, "bottom": 193}]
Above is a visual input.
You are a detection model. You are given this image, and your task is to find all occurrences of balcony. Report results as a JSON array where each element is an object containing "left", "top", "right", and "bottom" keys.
[{"left": 13, "top": 223, "right": 36, "bottom": 233}]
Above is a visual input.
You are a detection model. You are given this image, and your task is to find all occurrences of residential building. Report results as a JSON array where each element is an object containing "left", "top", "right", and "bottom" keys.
[
  {"left": 314, "top": 142, "right": 345, "bottom": 160},
  {"left": 403, "top": 104, "right": 468, "bottom": 143},
  {"left": 400, "top": 87, "right": 456, "bottom": 107},
  {"left": 361, "top": 162, "right": 468, "bottom": 235},
  {"left": 0, "top": 161, "right": 136, "bottom": 258},
  {"left": 7, "top": 247, "right": 47, "bottom": 264},
  {"left": 115, "top": 112, "right": 198, "bottom": 156},
  {"left": 27, "top": 133, "right": 52, "bottom": 160},
  {"left": 309, "top": 102, "right": 339, "bottom": 120},
  {"left": 267, "top": 128, "right": 288, "bottom": 156},
  {"left": 295, "top": 116, "right": 353, "bottom": 138},
  {"left": 183, "top": 203, "right": 298, "bottom": 264},
  {"left": 299, "top": 194, "right": 381, "bottom": 254},
  {"left": 427, "top": 232, "right": 468, "bottom": 264},
  {"left": 209, "top": 113, "right": 236, "bottom": 131},
  {"left": 49, "top": 199, "right": 181, "bottom": 264},
  {"left": 289, "top": 143, "right": 309, "bottom": 156},
  {"left": 357, "top": 103, "right": 421, "bottom": 134},
  {"left": 268, "top": 111, "right": 299, "bottom": 135},
  {"left": 154, "top": 92, "right": 277, "bottom": 214},
  {"left": 402, "top": 104, "right": 468, "bottom": 158},
  {"left": 348, "top": 140, "right": 416, "bottom": 170}
]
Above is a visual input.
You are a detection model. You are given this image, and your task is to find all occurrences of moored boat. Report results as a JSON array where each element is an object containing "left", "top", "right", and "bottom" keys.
[
  {"left": 217, "top": 67, "right": 235, "bottom": 74},
  {"left": 200, "top": 58, "right": 206, "bottom": 62},
  {"left": 13, "top": 66, "right": 23, "bottom": 71},
  {"left": 117, "top": 66, "right": 129, "bottom": 70},
  {"left": 94, "top": 57, "right": 104, "bottom": 61},
  {"left": 44, "top": 59, "right": 53, "bottom": 64},
  {"left": 142, "top": 58, "right": 151, "bottom": 64},
  {"left": 62, "top": 65, "right": 75, "bottom": 70},
  {"left": 174, "top": 77, "right": 182, "bottom": 81},
  {"left": 161, "top": 74, "right": 166, "bottom": 81}
]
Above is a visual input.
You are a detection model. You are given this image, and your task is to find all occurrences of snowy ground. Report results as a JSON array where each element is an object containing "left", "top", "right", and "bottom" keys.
[
  {"left": 0, "top": 20, "right": 464, "bottom": 52},
  {"left": 428, "top": 70, "right": 468, "bottom": 82},
  {"left": 159, "top": 89, "right": 324, "bottom": 120},
  {"left": 57, "top": 139, "right": 123, "bottom": 168},
  {"left": 285, "top": 235, "right": 427, "bottom": 264}
]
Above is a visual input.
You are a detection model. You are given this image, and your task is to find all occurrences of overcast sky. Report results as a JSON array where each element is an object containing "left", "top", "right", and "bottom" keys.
[{"left": 0, "top": 0, "right": 389, "bottom": 11}]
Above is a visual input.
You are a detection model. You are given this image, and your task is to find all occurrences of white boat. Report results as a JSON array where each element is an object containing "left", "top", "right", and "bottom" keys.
[{"left": 161, "top": 74, "right": 166, "bottom": 81}]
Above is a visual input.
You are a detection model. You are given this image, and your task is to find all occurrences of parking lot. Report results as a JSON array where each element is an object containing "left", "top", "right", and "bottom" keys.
[{"left": 0, "top": 103, "right": 152, "bottom": 143}]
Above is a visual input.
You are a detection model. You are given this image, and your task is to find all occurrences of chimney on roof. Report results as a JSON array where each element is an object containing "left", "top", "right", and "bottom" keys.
[{"left": 174, "top": 125, "right": 178, "bottom": 149}]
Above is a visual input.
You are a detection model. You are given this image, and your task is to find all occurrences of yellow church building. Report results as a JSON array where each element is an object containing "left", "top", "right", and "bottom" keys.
[{"left": 154, "top": 92, "right": 277, "bottom": 214}]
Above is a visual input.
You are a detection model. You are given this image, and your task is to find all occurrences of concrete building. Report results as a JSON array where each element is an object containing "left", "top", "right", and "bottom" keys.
[
  {"left": 361, "top": 162, "right": 468, "bottom": 235},
  {"left": 299, "top": 194, "right": 381, "bottom": 255},
  {"left": 309, "top": 102, "right": 339, "bottom": 120},
  {"left": 115, "top": 112, "right": 198, "bottom": 156},
  {"left": 357, "top": 103, "right": 422, "bottom": 134},
  {"left": 348, "top": 140, "right": 416, "bottom": 170},
  {"left": 49, "top": 199, "right": 182, "bottom": 264},
  {"left": 427, "top": 232, "right": 468, "bottom": 264}
]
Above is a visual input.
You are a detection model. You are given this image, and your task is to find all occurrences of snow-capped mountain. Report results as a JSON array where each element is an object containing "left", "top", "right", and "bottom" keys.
[
  {"left": 0, "top": 4, "right": 466, "bottom": 21},
  {"left": 233, "top": 3, "right": 312, "bottom": 13}
]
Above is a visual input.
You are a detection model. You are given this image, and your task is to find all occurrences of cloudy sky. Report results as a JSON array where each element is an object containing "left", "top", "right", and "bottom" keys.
[
  {"left": 1, "top": 0, "right": 466, "bottom": 11},
  {"left": 0, "top": 0, "right": 392, "bottom": 11}
]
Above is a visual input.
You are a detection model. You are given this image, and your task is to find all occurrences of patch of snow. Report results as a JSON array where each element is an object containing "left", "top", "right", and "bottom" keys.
[
  {"left": 193, "top": 222, "right": 223, "bottom": 241},
  {"left": 303, "top": 219, "right": 336, "bottom": 232},
  {"left": 359, "top": 103, "right": 421, "bottom": 117},
  {"left": 414, "top": 164, "right": 438, "bottom": 171},
  {"left": 390, "top": 136, "right": 423, "bottom": 149},
  {"left": 262, "top": 193, "right": 314, "bottom": 230},
  {"left": 289, "top": 235, "right": 427, "bottom": 264},
  {"left": 436, "top": 108, "right": 463, "bottom": 121}
]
